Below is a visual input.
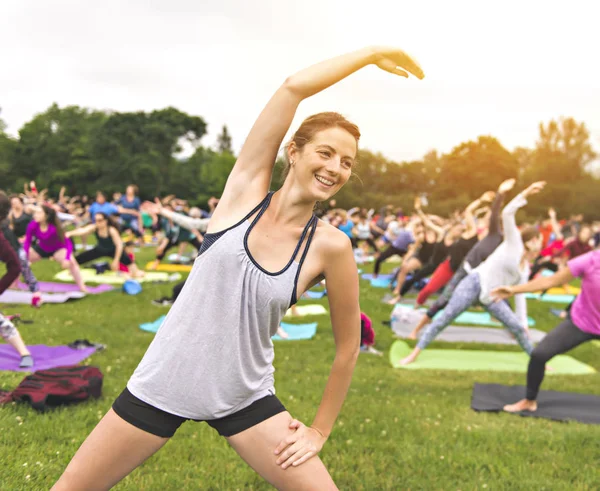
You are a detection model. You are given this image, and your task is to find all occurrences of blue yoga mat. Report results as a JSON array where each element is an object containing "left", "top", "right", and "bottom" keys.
[
  {"left": 525, "top": 293, "right": 576, "bottom": 304},
  {"left": 433, "top": 310, "right": 536, "bottom": 327},
  {"left": 371, "top": 277, "right": 393, "bottom": 288},
  {"left": 304, "top": 290, "right": 327, "bottom": 299},
  {"left": 361, "top": 273, "right": 395, "bottom": 281},
  {"left": 140, "top": 315, "right": 166, "bottom": 333},
  {"left": 272, "top": 322, "right": 318, "bottom": 341}
]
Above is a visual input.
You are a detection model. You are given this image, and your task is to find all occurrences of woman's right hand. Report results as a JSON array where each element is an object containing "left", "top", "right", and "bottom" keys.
[
  {"left": 373, "top": 47, "right": 424, "bottom": 79},
  {"left": 490, "top": 285, "right": 514, "bottom": 302},
  {"left": 523, "top": 181, "right": 546, "bottom": 198}
]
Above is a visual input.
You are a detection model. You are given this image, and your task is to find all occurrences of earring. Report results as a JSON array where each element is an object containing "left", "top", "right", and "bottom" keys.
[{"left": 290, "top": 161, "right": 295, "bottom": 167}]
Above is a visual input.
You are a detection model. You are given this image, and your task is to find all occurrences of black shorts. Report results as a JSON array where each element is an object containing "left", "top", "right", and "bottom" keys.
[
  {"left": 112, "top": 387, "right": 286, "bottom": 438},
  {"left": 32, "top": 244, "right": 55, "bottom": 259}
]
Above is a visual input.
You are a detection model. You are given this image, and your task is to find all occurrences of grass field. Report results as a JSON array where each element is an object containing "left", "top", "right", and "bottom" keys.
[{"left": 1, "top": 246, "right": 599, "bottom": 490}]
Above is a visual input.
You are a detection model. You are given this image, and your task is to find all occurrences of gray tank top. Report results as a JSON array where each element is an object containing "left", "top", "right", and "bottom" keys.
[{"left": 127, "top": 193, "right": 318, "bottom": 420}]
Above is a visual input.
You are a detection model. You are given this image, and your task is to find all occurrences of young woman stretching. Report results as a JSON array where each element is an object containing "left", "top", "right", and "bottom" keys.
[
  {"left": 398, "top": 181, "right": 545, "bottom": 366},
  {"left": 67, "top": 213, "right": 144, "bottom": 279},
  {"left": 52, "top": 46, "right": 424, "bottom": 490},
  {"left": 24, "top": 205, "right": 87, "bottom": 293},
  {"left": 491, "top": 249, "right": 600, "bottom": 413},
  {"left": 407, "top": 178, "right": 516, "bottom": 338}
]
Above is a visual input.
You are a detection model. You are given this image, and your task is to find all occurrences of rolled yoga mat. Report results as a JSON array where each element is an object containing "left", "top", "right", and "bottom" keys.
[
  {"left": 16, "top": 281, "right": 114, "bottom": 294},
  {"left": 471, "top": 383, "right": 600, "bottom": 425},
  {"left": 55, "top": 269, "right": 181, "bottom": 285},
  {"left": 272, "top": 322, "right": 318, "bottom": 341},
  {"left": 389, "top": 340, "right": 595, "bottom": 374},
  {"left": 0, "top": 290, "right": 86, "bottom": 304},
  {"left": 145, "top": 262, "right": 193, "bottom": 272},
  {"left": 0, "top": 345, "right": 97, "bottom": 372},
  {"left": 285, "top": 305, "right": 328, "bottom": 317}
]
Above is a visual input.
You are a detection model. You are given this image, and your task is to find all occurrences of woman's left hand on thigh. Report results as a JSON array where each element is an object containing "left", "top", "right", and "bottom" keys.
[{"left": 274, "top": 419, "right": 327, "bottom": 469}]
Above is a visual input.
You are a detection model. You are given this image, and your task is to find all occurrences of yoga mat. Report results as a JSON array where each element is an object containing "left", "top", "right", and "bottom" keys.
[
  {"left": 166, "top": 253, "right": 193, "bottom": 264},
  {"left": 434, "top": 310, "right": 536, "bottom": 327},
  {"left": 371, "top": 277, "right": 393, "bottom": 288},
  {"left": 145, "top": 262, "right": 193, "bottom": 272},
  {"left": 389, "top": 341, "right": 595, "bottom": 374},
  {"left": 361, "top": 273, "right": 395, "bottom": 281},
  {"left": 139, "top": 315, "right": 166, "bottom": 333},
  {"left": 0, "top": 345, "right": 97, "bottom": 372},
  {"left": 392, "top": 316, "right": 546, "bottom": 345},
  {"left": 0, "top": 290, "right": 85, "bottom": 304},
  {"left": 285, "top": 305, "right": 328, "bottom": 317},
  {"left": 303, "top": 290, "right": 327, "bottom": 299},
  {"left": 16, "top": 281, "right": 114, "bottom": 294},
  {"left": 54, "top": 269, "right": 180, "bottom": 285},
  {"left": 525, "top": 293, "right": 576, "bottom": 303},
  {"left": 272, "top": 322, "right": 318, "bottom": 341},
  {"left": 471, "top": 383, "right": 600, "bottom": 425}
]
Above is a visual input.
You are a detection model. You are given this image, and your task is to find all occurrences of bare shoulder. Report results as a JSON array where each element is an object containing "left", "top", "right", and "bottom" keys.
[{"left": 312, "top": 219, "right": 353, "bottom": 258}]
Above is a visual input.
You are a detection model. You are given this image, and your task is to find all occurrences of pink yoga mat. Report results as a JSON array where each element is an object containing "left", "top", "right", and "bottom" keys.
[
  {"left": 0, "top": 345, "right": 97, "bottom": 372},
  {"left": 16, "top": 281, "right": 113, "bottom": 294}
]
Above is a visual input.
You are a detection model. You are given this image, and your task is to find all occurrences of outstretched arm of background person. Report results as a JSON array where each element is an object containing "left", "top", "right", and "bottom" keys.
[
  {"left": 65, "top": 224, "right": 97, "bottom": 239},
  {"left": 463, "top": 191, "right": 495, "bottom": 238},
  {"left": 109, "top": 227, "right": 124, "bottom": 270},
  {"left": 491, "top": 267, "right": 574, "bottom": 301},
  {"left": 415, "top": 197, "right": 445, "bottom": 239}
]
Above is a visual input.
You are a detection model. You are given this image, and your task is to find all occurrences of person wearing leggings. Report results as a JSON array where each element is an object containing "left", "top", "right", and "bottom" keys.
[
  {"left": 491, "top": 250, "right": 600, "bottom": 413},
  {"left": 67, "top": 213, "right": 144, "bottom": 278},
  {"left": 408, "top": 178, "right": 516, "bottom": 337},
  {"left": 0, "top": 192, "right": 34, "bottom": 367},
  {"left": 399, "top": 181, "right": 546, "bottom": 366}
]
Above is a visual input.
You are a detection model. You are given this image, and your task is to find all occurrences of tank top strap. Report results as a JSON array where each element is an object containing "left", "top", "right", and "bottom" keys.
[
  {"left": 290, "top": 215, "right": 319, "bottom": 306},
  {"left": 245, "top": 192, "right": 274, "bottom": 224}
]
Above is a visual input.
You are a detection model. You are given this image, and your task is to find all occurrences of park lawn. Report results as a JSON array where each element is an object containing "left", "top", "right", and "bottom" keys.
[{"left": 1, "top": 247, "right": 599, "bottom": 490}]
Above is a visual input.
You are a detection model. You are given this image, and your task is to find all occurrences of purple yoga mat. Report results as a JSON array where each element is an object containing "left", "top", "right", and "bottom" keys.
[
  {"left": 0, "top": 345, "right": 97, "bottom": 372},
  {"left": 17, "top": 281, "right": 114, "bottom": 294}
]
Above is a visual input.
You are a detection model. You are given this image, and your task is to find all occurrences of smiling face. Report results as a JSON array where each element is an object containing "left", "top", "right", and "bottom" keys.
[
  {"left": 10, "top": 196, "right": 23, "bottom": 214},
  {"left": 288, "top": 126, "right": 357, "bottom": 201}
]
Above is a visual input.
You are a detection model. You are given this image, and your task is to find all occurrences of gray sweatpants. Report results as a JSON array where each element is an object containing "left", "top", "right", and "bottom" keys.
[{"left": 417, "top": 271, "right": 533, "bottom": 354}]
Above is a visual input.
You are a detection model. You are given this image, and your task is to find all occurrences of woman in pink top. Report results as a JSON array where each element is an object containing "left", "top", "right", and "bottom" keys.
[
  {"left": 24, "top": 205, "right": 87, "bottom": 292},
  {"left": 492, "top": 250, "right": 600, "bottom": 413}
]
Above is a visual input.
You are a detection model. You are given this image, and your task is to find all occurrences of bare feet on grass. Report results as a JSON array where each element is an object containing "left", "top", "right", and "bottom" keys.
[{"left": 504, "top": 399, "right": 537, "bottom": 413}]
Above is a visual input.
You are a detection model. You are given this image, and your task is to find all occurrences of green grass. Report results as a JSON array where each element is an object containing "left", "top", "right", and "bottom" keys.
[{"left": 1, "top": 249, "right": 599, "bottom": 490}]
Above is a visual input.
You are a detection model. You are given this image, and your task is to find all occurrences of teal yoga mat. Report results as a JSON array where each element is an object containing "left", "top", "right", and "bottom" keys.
[
  {"left": 525, "top": 293, "right": 576, "bottom": 304},
  {"left": 389, "top": 340, "right": 595, "bottom": 374},
  {"left": 139, "top": 315, "right": 166, "bottom": 333},
  {"left": 272, "top": 322, "right": 318, "bottom": 341}
]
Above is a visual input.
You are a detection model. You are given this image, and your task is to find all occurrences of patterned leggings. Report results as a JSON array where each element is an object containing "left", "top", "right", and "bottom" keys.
[
  {"left": 426, "top": 264, "right": 469, "bottom": 318},
  {"left": 17, "top": 248, "right": 39, "bottom": 293},
  {"left": 0, "top": 313, "right": 17, "bottom": 340},
  {"left": 417, "top": 272, "right": 533, "bottom": 354}
]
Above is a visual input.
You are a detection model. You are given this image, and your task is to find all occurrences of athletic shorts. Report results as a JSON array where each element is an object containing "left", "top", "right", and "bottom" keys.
[
  {"left": 32, "top": 244, "right": 56, "bottom": 259},
  {"left": 112, "top": 387, "right": 286, "bottom": 438}
]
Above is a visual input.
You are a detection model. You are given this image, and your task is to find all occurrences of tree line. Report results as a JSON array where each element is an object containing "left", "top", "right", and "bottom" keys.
[{"left": 1, "top": 104, "right": 598, "bottom": 220}]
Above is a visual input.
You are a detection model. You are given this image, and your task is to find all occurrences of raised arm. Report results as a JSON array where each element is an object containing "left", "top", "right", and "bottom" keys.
[
  {"left": 414, "top": 197, "right": 445, "bottom": 239},
  {"left": 65, "top": 224, "right": 97, "bottom": 239},
  {"left": 502, "top": 181, "right": 545, "bottom": 248},
  {"left": 488, "top": 179, "right": 515, "bottom": 235},
  {"left": 463, "top": 191, "right": 495, "bottom": 238},
  {"left": 215, "top": 47, "right": 423, "bottom": 220}
]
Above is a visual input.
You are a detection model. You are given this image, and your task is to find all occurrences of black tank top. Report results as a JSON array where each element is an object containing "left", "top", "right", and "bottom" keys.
[{"left": 95, "top": 229, "right": 116, "bottom": 250}]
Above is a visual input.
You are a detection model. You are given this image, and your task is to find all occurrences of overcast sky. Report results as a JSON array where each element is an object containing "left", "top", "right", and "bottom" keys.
[{"left": 2, "top": 0, "right": 599, "bottom": 163}]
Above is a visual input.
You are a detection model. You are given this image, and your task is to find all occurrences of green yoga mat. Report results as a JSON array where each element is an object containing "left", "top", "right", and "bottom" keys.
[
  {"left": 54, "top": 269, "right": 180, "bottom": 285},
  {"left": 389, "top": 340, "right": 595, "bottom": 374}
]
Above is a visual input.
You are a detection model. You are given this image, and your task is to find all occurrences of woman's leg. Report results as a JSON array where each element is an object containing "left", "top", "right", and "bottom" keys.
[
  {"left": 27, "top": 248, "right": 42, "bottom": 263},
  {"left": 373, "top": 245, "right": 403, "bottom": 276},
  {"left": 52, "top": 409, "right": 169, "bottom": 491},
  {"left": 54, "top": 249, "right": 87, "bottom": 293},
  {"left": 416, "top": 258, "right": 454, "bottom": 305},
  {"left": 388, "top": 257, "right": 422, "bottom": 303},
  {"left": 399, "top": 262, "right": 435, "bottom": 297},
  {"left": 366, "top": 237, "right": 379, "bottom": 253},
  {"left": 0, "top": 314, "right": 32, "bottom": 365},
  {"left": 400, "top": 273, "right": 482, "bottom": 364},
  {"left": 227, "top": 411, "right": 337, "bottom": 491},
  {"left": 485, "top": 300, "right": 533, "bottom": 354},
  {"left": 504, "top": 318, "right": 598, "bottom": 412},
  {"left": 74, "top": 247, "right": 107, "bottom": 265}
]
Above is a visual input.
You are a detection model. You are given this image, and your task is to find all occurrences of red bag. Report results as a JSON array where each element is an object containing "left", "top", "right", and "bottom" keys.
[{"left": 2, "top": 366, "right": 103, "bottom": 411}]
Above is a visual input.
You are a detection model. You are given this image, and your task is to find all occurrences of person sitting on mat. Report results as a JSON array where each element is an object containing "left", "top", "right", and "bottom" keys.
[
  {"left": 491, "top": 248, "right": 600, "bottom": 413},
  {"left": 398, "top": 181, "right": 546, "bottom": 366},
  {"left": 0, "top": 192, "right": 34, "bottom": 368},
  {"left": 67, "top": 213, "right": 144, "bottom": 279}
]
